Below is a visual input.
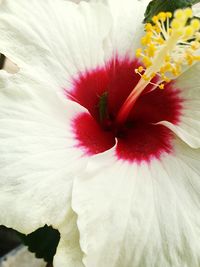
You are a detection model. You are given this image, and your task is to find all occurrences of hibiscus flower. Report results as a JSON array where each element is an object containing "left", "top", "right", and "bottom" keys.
[{"left": 0, "top": 0, "right": 200, "bottom": 266}]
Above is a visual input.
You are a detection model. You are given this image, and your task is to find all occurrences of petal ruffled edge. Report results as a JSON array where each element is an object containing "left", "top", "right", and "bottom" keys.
[
  {"left": 0, "top": 70, "right": 88, "bottom": 233},
  {"left": 72, "top": 138, "right": 200, "bottom": 267}
]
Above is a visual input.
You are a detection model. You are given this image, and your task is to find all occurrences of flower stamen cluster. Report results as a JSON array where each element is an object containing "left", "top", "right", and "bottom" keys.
[
  {"left": 135, "top": 8, "right": 200, "bottom": 89},
  {"left": 116, "top": 8, "right": 200, "bottom": 125}
]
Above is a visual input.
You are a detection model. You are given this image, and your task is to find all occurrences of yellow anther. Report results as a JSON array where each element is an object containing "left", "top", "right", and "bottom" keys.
[
  {"left": 155, "top": 37, "right": 165, "bottom": 45},
  {"left": 161, "top": 73, "right": 171, "bottom": 83},
  {"left": 174, "top": 9, "right": 185, "bottom": 20},
  {"left": 184, "top": 26, "right": 195, "bottom": 38},
  {"left": 168, "top": 28, "right": 173, "bottom": 35},
  {"left": 164, "top": 77, "right": 171, "bottom": 83},
  {"left": 165, "top": 55, "right": 171, "bottom": 62},
  {"left": 141, "top": 32, "right": 153, "bottom": 45},
  {"left": 171, "top": 19, "right": 182, "bottom": 30},
  {"left": 172, "top": 65, "right": 182, "bottom": 76},
  {"left": 143, "top": 56, "right": 152, "bottom": 67},
  {"left": 191, "top": 19, "right": 200, "bottom": 31},
  {"left": 142, "top": 74, "right": 150, "bottom": 81},
  {"left": 159, "top": 84, "right": 165, "bottom": 89},
  {"left": 146, "top": 44, "right": 156, "bottom": 57},
  {"left": 136, "top": 48, "right": 142, "bottom": 58},
  {"left": 150, "top": 72, "right": 156, "bottom": 79},
  {"left": 152, "top": 16, "right": 158, "bottom": 24},
  {"left": 160, "top": 62, "right": 172, "bottom": 73},
  {"left": 141, "top": 37, "right": 147, "bottom": 45},
  {"left": 154, "top": 25, "right": 161, "bottom": 33},
  {"left": 166, "top": 62, "right": 172, "bottom": 70},
  {"left": 186, "top": 53, "right": 194, "bottom": 65},
  {"left": 177, "top": 29, "right": 185, "bottom": 37},
  {"left": 145, "top": 23, "right": 153, "bottom": 32},
  {"left": 158, "top": 12, "right": 167, "bottom": 21},
  {"left": 138, "top": 66, "right": 144, "bottom": 72},
  {"left": 166, "top": 12, "right": 172, "bottom": 18},
  {"left": 184, "top": 8, "right": 193, "bottom": 18}
]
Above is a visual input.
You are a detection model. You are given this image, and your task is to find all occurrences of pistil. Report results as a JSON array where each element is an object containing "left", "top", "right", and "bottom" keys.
[{"left": 116, "top": 8, "right": 200, "bottom": 125}]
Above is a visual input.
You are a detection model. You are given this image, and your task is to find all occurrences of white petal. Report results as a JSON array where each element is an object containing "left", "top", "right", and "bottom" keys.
[
  {"left": 193, "top": 3, "right": 200, "bottom": 17},
  {"left": 0, "top": 71, "right": 88, "bottom": 233},
  {"left": 54, "top": 210, "right": 84, "bottom": 267},
  {"left": 159, "top": 63, "right": 200, "bottom": 148},
  {"left": 0, "top": 0, "right": 112, "bottom": 87},
  {"left": 103, "top": 0, "right": 150, "bottom": 59},
  {"left": 72, "top": 139, "right": 200, "bottom": 267}
]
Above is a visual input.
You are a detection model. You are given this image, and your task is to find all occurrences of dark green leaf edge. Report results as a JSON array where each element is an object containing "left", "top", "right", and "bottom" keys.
[
  {"left": 17, "top": 225, "right": 60, "bottom": 263},
  {"left": 144, "top": 0, "right": 199, "bottom": 23}
]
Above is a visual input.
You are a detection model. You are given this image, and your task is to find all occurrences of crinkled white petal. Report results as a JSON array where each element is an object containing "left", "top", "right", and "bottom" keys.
[
  {"left": 54, "top": 210, "right": 84, "bottom": 267},
  {"left": 159, "top": 63, "right": 200, "bottom": 148},
  {"left": 72, "top": 139, "right": 200, "bottom": 267},
  {"left": 102, "top": 0, "right": 150, "bottom": 60},
  {"left": 0, "top": 0, "right": 112, "bottom": 88},
  {"left": 193, "top": 3, "right": 200, "bottom": 17},
  {"left": 0, "top": 70, "right": 89, "bottom": 234}
]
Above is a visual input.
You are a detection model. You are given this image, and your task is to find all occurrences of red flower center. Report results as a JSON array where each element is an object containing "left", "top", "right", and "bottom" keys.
[{"left": 67, "top": 57, "right": 183, "bottom": 164}]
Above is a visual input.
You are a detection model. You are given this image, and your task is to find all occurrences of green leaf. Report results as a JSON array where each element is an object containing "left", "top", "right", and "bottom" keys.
[
  {"left": 144, "top": 0, "right": 192, "bottom": 23},
  {"left": 191, "top": 0, "right": 200, "bottom": 4},
  {"left": 17, "top": 225, "right": 60, "bottom": 263}
]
